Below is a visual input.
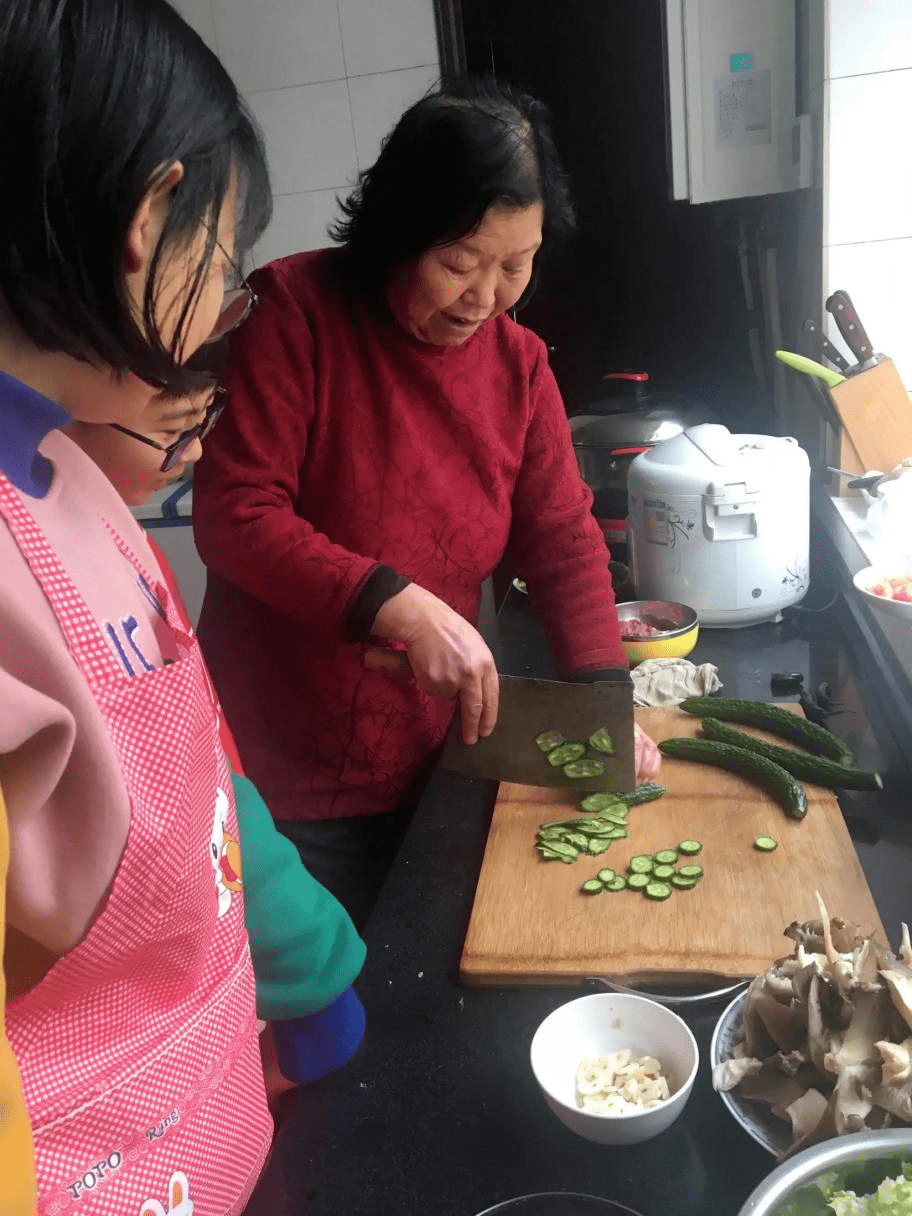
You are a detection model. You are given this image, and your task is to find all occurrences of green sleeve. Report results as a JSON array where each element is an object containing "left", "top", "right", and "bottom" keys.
[{"left": 231, "top": 773, "right": 366, "bottom": 1021}]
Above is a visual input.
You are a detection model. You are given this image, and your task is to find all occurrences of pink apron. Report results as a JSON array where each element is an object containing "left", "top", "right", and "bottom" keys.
[{"left": 0, "top": 473, "right": 272, "bottom": 1216}]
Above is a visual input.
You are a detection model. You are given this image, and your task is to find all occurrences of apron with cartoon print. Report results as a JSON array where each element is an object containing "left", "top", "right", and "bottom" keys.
[{"left": 0, "top": 472, "right": 272, "bottom": 1216}]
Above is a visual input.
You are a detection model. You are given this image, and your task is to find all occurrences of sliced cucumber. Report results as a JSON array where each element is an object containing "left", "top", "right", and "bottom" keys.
[
  {"left": 563, "top": 758, "right": 606, "bottom": 779},
  {"left": 598, "top": 809, "right": 630, "bottom": 827},
  {"left": 603, "top": 876, "right": 627, "bottom": 892},
  {"left": 678, "top": 839, "right": 703, "bottom": 856},
  {"left": 581, "top": 879, "right": 604, "bottom": 894},
  {"left": 535, "top": 730, "right": 566, "bottom": 753},
  {"left": 659, "top": 736, "right": 808, "bottom": 820},
  {"left": 548, "top": 742, "right": 586, "bottom": 767},
  {"left": 679, "top": 696, "right": 855, "bottom": 767},
  {"left": 580, "top": 792, "right": 626, "bottom": 814},
  {"left": 588, "top": 727, "right": 616, "bottom": 755},
  {"left": 626, "top": 873, "right": 650, "bottom": 891},
  {"left": 645, "top": 881, "right": 672, "bottom": 901},
  {"left": 700, "top": 718, "right": 882, "bottom": 791},
  {"left": 596, "top": 868, "right": 617, "bottom": 883},
  {"left": 628, "top": 855, "right": 654, "bottom": 875},
  {"left": 670, "top": 874, "right": 698, "bottom": 890},
  {"left": 652, "top": 864, "right": 676, "bottom": 880},
  {"left": 754, "top": 836, "right": 778, "bottom": 852},
  {"left": 654, "top": 849, "right": 679, "bottom": 866},
  {"left": 677, "top": 864, "right": 703, "bottom": 879}
]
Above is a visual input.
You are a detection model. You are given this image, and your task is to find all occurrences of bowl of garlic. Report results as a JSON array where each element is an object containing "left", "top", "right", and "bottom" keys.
[{"left": 529, "top": 992, "right": 699, "bottom": 1145}]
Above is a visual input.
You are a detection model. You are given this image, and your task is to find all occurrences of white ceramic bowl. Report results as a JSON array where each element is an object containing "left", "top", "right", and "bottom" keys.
[
  {"left": 529, "top": 993, "right": 699, "bottom": 1146},
  {"left": 853, "top": 565, "right": 912, "bottom": 623}
]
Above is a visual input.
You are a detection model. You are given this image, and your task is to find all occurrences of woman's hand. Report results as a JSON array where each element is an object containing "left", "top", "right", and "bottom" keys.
[
  {"left": 372, "top": 584, "right": 499, "bottom": 745},
  {"left": 634, "top": 723, "right": 661, "bottom": 783}
]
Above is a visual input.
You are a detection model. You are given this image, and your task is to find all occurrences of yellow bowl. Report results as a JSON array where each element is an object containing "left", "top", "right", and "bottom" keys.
[{"left": 616, "top": 600, "right": 699, "bottom": 665}]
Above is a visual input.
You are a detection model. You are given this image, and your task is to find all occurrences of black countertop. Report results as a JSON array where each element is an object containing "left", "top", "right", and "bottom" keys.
[{"left": 246, "top": 552, "right": 912, "bottom": 1216}]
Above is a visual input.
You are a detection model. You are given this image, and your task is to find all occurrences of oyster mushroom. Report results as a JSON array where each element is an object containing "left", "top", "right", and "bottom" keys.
[
  {"left": 712, "top": 1055, "right": 763, "bottom": 1092},
  {"left": 876, "top": 1036, "right": 912, "bottom": 1085}
]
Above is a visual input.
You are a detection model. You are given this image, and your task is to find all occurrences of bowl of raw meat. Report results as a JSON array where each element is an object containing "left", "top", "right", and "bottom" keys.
[{"left": 615, "top": 600, "right": 699, "bottom": 664}]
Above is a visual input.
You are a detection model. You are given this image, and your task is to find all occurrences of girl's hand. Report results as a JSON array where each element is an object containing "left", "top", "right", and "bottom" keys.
[
  {"left": 634, "top": 723, "right": 661, "bottom": 783},
  {"left": 372, "top": 584, "right": 499, "bottom": 745}
]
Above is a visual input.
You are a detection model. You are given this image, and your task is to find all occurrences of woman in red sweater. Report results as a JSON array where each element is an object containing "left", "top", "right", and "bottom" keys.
[{"left": 193, "top": 77, "right": 659, "bottom": 926}]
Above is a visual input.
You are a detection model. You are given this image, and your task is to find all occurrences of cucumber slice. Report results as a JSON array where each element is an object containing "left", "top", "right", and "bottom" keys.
[
  {"left": 548, "top": 742, "right": 586, "bottom": 767},
  {"left": 535, "top": 730, "right": 566, "bottom": 753},
  {"left": 652, "top": 864, "right": 676, "bottom": 880},
  {"left": 670, "top": 874, "right": 698, "bottom": 889},
  {"left": 581, "top": 879, "right": 604, "bottom": 894},
  {"left": 588, "top": 727, "right": 615, "bottom": 755},
  {"left": 645, "top": 881, "right": 672, "bottom": 901},
  {"left": 677, "top": 864, "right": 704, "bottom": 879},
  {"left": 563, "top": 758, "right": 606, "bottom": 779},
  {"left": 654, "top": 849, "right": 679, "bottom": 865},
  {"left": 586, "top": 840, "right": 614, "bottom": 857},
  {"left": 604, "top": 876, "right": 627, "bottom": 892},
  {"left": 754, "top": 836, "right": 778, "bottom": 852},
  {"left": 626, "top": 873, "right": 650, "bottom": 891},
  {"left": 598, "top": 810, "right": 630, "bottom": 827},
  {"left": 596, "top": 868, "right": 617, "bottom": 883},
  {"left": 678, "top": 839, "right": 703, "bottom": 856},
  {"left": 562, "top": 831, "right": 590, "bottom": 850},
  {"left": 605, "top": 826, "right": 628, "bottom": 840},
  {"left": 580, "top": 792, "right": 626, "bottom": 814},
  {"left": 628, "top": 855, "right": 654, "bottom": 875}
]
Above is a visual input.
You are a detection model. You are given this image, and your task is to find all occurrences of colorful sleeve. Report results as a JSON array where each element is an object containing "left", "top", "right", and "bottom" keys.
[
  {"left": 192, "top": 264, "right": 379, "bottom": 637},
  {"left": 508, "top": 339, "right": 630, "bottom": 675},
  {"left": 231, "top": 773, "right": 366, "bottom": 1020},
  {"left": 0, "top": 787, "right": 36, "bottom": 1216}
]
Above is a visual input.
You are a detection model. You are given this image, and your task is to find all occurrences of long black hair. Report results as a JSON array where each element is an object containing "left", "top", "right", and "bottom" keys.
[
  {"left": 0, "top": 0, "right": 271, "bottom": 395},
  {"left": 331, "top": 76, "right": 575, "bottom": 301}
]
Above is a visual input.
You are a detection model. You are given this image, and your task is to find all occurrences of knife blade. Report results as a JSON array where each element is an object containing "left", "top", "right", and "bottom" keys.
[
  {"left": 439, "top": 673, "right": 636, "bottom": 792},
  {"left": 825, "top": 290, "right": 876, "bottom": 369},
  {"left": 802, "top": 317, "right": 850, "bottom": 373},
  {"left": 774, "top": 349, "right": 846, "bottom": 389}
]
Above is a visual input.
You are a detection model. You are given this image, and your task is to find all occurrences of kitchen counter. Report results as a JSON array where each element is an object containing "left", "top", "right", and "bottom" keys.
[{"left": 245, "top": 550, "right": 912, "bottom": 1216}]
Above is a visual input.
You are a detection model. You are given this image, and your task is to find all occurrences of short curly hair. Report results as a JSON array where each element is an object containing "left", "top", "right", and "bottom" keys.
[{"left": 331, "top": 75, "right": 575, "bottom": 301}]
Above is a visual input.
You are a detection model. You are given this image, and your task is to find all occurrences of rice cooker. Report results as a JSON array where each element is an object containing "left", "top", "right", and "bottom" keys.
[{"left": 627, "top": 424, "right": 810, "bottom": 627}]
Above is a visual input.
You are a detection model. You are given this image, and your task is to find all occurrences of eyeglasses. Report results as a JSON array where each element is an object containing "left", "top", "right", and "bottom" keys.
[
  {"left": 203, "top": 279, "right": 256, "bottom": 346},
  {"left": 110, "top": 389, "right": 227, "bottom": 473}
]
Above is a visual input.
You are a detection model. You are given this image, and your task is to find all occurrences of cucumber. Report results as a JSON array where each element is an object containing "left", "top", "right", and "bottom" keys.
[
  {"left": 563, "top": 758, "right": 606, "bottom": 779},
  {"left": 581, "top": 879, "right": 604, "bottom": 894},
  {"left": 619, "top": 783, "right": 666, "bottom": 807},
  {"left": 645, "top": 881, "right": 672, "bottom": 901},
  {"left": 659, "top": 736, "right": 809, "bottom": 820},
  {"left": 603, "top": 876, "right": 627, "bottom": 892},
  {"left": 588, "top": 727, "right": 615, "bottom": 755},
  {"left": 548, "top": 742, "right": 585, "bottom": 767},
  {"left": 679, "top": 696, "right": 855, "bottom": 767},
  {"left": 626, "top": 873, "right": 650, "bottom": 891},
  {"left": 754, "top": 836, "right": 778, "bottom": 852},
  {"left": 654, "top": 849, "right": 679, "bottom": 865},
  {"left": 579, "top": 792, "right": 626, "bottom": 814},
  {"left": 535, "top": 730, "right": 566, "bottom": 753},
  {"left": 700, "top": 718, "right": 882, "bottom": 791},
  {"left": 652, "top": 864, "right": 676, "bottom": 880},
  {"left": 596, "top": 868, "right": 617, "bottom": 883},
  {"left": 628, "top": 855, "right": 654, "bottom": 874},
  {"left": 677, "top": 864, "right": 703, "bottom": 879},
  {"left": 671, "top": 874, "right": 698, "bottom": 890},
  {"left": 678, "top": 840, "right": 702, "bottom": 855}
]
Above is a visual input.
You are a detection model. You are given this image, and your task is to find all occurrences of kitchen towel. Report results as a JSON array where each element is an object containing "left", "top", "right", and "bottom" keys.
[{"left": 631, "top": 657, "right": 722, "bottom": 707}]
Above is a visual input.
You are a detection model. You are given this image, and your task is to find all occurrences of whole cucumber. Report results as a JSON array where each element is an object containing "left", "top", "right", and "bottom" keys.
[
  {"left": 679, "top": 696, "right": 855, "bottom": 767},
  {"left": 659, "top": 736, "right": 809, "bottom": 819},
  {"left": 701, "top": 718, "right": 882, "bottom": 791}
]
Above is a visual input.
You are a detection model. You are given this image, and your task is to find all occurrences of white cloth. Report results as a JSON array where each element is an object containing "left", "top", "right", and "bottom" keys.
[{"left": 631, "top": 657, "right": 722, "bottom": 707}]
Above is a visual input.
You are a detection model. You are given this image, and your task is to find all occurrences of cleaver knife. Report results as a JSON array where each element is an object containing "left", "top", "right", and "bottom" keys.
[{"left": 440, "top": 673, "right": 636, "bottom": 792}]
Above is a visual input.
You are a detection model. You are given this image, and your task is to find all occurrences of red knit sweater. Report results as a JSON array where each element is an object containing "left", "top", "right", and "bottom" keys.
[{"left": 193, "top": 248, "right": 627, "bottom": 821}]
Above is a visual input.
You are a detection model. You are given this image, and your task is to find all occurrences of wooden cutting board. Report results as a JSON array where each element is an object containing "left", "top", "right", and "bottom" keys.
[{"left": 460, "top": 706, "right": 885, "bottom": 987}]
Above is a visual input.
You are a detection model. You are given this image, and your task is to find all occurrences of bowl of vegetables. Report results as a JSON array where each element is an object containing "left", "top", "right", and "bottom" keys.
[
  {"left": 615, "top": 600, "right": 699, "bottom": 665},
  {"left": 853, "top": 567, "right": 912, "bottom": 624},
  {"left": 529, "top": 992, "right": 698, "bottom": 1145},
  {"left": 736, "top": 1129, "right": 912, "bottom": 1215}
]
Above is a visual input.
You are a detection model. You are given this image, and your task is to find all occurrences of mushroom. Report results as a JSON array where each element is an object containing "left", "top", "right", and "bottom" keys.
[
  {"left": 876, "top": 1036, "right": 912, "bottom": 1085},
  {"left": 712, "top": 1055, "right": 763, "bottom": 1092}
]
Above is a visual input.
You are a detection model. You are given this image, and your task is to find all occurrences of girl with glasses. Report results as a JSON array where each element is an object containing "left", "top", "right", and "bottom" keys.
[{"left": 0, "top": 2, "right": 291, "bottom": 1212}]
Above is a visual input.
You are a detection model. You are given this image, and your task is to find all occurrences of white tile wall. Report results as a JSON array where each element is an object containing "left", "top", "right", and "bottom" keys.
[
  {"left": 348, "top": 65, "right": 440, "bottom": 171},
  {"left": 171, "top": 0, "right": 440, "bottom": 265},
  {"left": 827, "top": 0, "right": 912, "bottom": 79}
]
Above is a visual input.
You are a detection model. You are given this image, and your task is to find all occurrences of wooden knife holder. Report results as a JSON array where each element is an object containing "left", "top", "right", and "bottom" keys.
[{"left": 826, "top": 358, "right": 912, "bottom": 478}]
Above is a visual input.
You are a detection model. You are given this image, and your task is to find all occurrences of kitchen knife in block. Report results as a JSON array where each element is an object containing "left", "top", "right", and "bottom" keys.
[
  {"left": 440, "top": 674, "right": 636, "bottom": 792},
  {"left": 826, "top": 358, "right": 912, "bottom": 476}
]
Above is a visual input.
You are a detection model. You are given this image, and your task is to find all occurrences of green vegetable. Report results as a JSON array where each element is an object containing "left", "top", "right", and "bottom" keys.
[
  {"left": 654, "top": 849, "right": 679, "bottom": 865},
  {"left": 588, "top": 727, "right": 615, "bottom": 755},
  {"left": 535, "top": 730, "right": 566, "bottom": 753},
  {"left": 536, "top": 840, "right": 578, "bottom": 862},
  {"left": 562, "top": 831, "right": 591, "bottom": 851},
  {"left": 596, "top": 868, "right": 617, "bottom": 883},
  {"left": 597, "top": 809, "right": 630, "bottom": 827},
  {"left": 579, "top": 792, "right": 626, "bottom": 814},
  {"left": 678, "top": 839, "right": 702, "bottom": 856},
  {"left": 628, "top": 855, "right": 654, "bottom": 875},
  {"left": 659, "top": 736, "right": 809, "bottom": 820},
  {"left": 652, "top": 864, "right": 676, "bottom": 880},
  {"left": 619, "top": 783, "right": 666, "bottom": 807},
  {"left": 678, "top": 864, "right": 703, "bottom": 879},
  {"left": 604, "top": 826, "right": 628, "bottom": 840},
  {"left": 547, "top": 742, "right": 586, "bottom": 767},
  {"left": 585, "top": 840, "right": 614, "bottom": 857},
  {"left": 754, "top": 836, "right": 778, "bottom": 852},
  {"left": 700, "top": 717, "right": 882, "bottom": 791},
  {"left": 563, "top": 758, "right": 606, "bottom": 779},
  {"left": 626, "top": 873, "right": 650, "bottom": 891},
  {"left": 828, "top": 1167, "right": 912, "bottom": 1215},
  {"left": 603, "top": 875, "right": 627, "bottom": 892},
  {"left": 581, "top": 879, "right": 604, "bottom": 895},
  {"left": 679, "top": 696, "right": 855, "bottom": 766},
  {"left": 670, "top": 874, "right": 698, "bottom": 890},
  {"left": 645, "top": 881, "right": 672, "bottom": 901}
]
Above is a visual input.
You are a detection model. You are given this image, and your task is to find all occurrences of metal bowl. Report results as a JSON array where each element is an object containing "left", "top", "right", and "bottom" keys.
[
  {"left": 737, "top": 1129, "right": 912, "bottom": 1215},
  {"left": 475, "top": 1196, "right": 643, "bottom": 1216},
  {"left": 615, "top": 600, "right": 699, "bottom": 664}
]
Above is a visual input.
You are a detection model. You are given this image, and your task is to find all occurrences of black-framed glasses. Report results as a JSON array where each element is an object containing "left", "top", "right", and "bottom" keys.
[
  {"left": 202, "top": 242, "right": 256, "bottom": 346},
  {"left": 110, "top": 389, "right": 227, "bottom": 473}
]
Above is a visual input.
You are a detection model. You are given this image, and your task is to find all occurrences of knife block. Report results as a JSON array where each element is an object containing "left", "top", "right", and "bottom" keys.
[{"left": 826, "top": 358, "right": 912, "bottom": 479}]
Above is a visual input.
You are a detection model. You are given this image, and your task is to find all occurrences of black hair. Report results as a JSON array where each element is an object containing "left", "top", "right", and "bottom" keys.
[
  {"left": 0, "top": 0, "right": 271, "bottom": 396},
  {"left": 331, "top": 76, "right": 575, "bottom": 301}
]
